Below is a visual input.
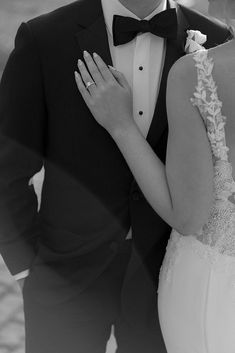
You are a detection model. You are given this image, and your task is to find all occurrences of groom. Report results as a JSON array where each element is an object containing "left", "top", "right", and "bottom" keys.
[{"left": 0, "top": 0, "right": 231, "bottom": 352}]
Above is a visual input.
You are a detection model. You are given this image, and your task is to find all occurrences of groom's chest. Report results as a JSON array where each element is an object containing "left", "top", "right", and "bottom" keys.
[{"left": 107, "top": 30, "right": 167, "bottom": 138}]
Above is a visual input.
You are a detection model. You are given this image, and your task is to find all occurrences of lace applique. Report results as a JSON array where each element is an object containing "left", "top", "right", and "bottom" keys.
[
  {"left": 159, "top": 49, "right": 235, "bottom": 284},
  {"left": 159, "top": 231, "right": 235, "bottom": 289},
  {"left": 201, "top": 201, "right": 235, "bottom": 248},
  {"left": 214, "top": 161, "right": 235, "bottom": 201},
  {"left": 159, "top": 231, "right": 181, "bottom": 284},
  {"left": 191, "top": 50, "right": 229, "bottom": 161}
]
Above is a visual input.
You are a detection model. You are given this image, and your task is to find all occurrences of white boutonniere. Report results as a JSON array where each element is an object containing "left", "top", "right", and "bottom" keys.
[{"left": 185, "top": 30, "right": 207, "bottom": 54}]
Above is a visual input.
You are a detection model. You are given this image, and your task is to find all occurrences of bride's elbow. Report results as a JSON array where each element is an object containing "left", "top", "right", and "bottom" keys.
[
  {"left": 171, "top": 189, "right": 214, "bottom": 236},
  {"left": 175, "top": 221, "right": 203, "bottom": 236},
  {"left": 174, "top": 207, "right": 211, "bottom": 236}
]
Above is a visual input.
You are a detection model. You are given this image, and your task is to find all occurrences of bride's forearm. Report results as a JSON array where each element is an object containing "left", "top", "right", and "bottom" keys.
[
  {"left": 111, "top": 122, "right": 184, "bottom": 231},
  {"left": 108, "top": 57, "right": 215, "bottom": 236},
  {"left": 111, "top": 116, "right": 213, "bottom": 236}
]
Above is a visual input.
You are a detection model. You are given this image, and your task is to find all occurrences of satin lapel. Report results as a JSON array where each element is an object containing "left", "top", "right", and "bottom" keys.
[
  {"left": 75, "top": 11, "right": 113, "bottom": 67},
  {"left": 146, "top": 0, "right": 190, "bottom": 148}
]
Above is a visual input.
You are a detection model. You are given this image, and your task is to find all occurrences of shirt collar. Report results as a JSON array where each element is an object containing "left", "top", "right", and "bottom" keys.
[{"left": 101, "top": 0, "right": 167, "bottom": 37}]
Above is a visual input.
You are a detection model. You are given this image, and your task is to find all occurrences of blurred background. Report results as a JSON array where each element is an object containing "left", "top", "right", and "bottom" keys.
[{"left": 0, "top": 1, "right": 210, "bottom": 353}]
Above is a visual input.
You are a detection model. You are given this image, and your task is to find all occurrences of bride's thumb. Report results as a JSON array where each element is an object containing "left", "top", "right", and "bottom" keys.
[{"left": 108, "top": 66, "right": 129, "bottom": 89}]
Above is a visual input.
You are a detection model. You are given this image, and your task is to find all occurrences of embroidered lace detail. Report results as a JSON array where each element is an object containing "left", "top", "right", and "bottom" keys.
[
  {"left": 158, "top": 231, "right": 235, "bottom": 290},
  {"left": 191, "top": 50, "right": 229, "bottom": 161},
  {"left": 159, "top": 231, "right": 181, "bottom": 283},
  {"left": 160, "top": 49, "right": 235, "bottom": 283}
]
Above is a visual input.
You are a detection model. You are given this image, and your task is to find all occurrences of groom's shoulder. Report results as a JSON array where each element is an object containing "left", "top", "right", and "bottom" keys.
[
  {"left": 25, "top": 0, "right": 98, "bottom": 38},
  {"left": 27, "top": 1, "right": 83, "bottom": 26},
  {"left": 179, "top": 4, "right": 225, "bottom": 28},
  {"left": 179, "top": 4, "right": 230, "bottom": 42}
]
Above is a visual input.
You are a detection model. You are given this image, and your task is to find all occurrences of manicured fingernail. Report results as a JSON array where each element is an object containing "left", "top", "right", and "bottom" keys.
[
  {"left": 93, "top": 52, "right": 98, "bottom": 58},
  {"left": 83, "top": 50, "right": 89, "bottom": 57},
  {"left": 78, "top": 59, "right": 83, "bottom": 66},
  {"left": 108, "top": 65, "right": 117, "bottom": 71},
  {"left": 74, "top": 71, "right": 79, "bottom": 78}
]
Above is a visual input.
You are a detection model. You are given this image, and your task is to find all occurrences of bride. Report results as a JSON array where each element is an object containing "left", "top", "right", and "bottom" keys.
[{"left": 75, "top": 0, "right": 235, "bottom": 351}]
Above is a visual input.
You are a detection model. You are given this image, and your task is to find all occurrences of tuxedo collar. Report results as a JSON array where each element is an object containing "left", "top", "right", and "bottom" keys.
[
  {"left": 75, "top": 0, "right": 113, "bottom": 67},
  {"left": 75, "top": 0, "right": 189, "bottom": 50},
  {"left": 75, "top": 0, "right": 190, "bottom": 147},
  {"left": 168, "top": 0, "right": 190, "bottom": 54},
  {"left": 74, "top": 0, "right": 104, "bottom": 28}
]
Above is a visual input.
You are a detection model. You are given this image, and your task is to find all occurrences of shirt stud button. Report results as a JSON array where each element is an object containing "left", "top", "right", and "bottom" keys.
[
  {"left": 139, "top": 111, "right": 143, "bottom": 116},
  {"left": 139, "top": 66, "right": 144, "bottom": 71}
]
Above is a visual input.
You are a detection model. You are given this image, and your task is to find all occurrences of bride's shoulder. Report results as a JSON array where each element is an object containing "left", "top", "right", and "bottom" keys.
[
  {"left": 166, "top": 52, "right": 203, "bottom": 124},
  {"left": 168, "top": 52, "right": 196, "bottom": 77},
  {"left": 167, "top": 53, "right": 199, "bottom": 100}
]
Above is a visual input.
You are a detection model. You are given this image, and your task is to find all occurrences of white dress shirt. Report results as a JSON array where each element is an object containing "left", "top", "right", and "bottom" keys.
[
  {"left": 14, "top": 0, "right": 167, "bottom": 280},
  {"left": 102, "top": 0, "right": 167, "bottom": 138},
  {"left": 102, "top": 0, "right": 167, "bottom": 240}
]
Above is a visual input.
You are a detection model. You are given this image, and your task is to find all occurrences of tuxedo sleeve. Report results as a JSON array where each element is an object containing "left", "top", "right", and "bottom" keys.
[{"left": 0, "top": 22, "right": 46, "bottom": 275}]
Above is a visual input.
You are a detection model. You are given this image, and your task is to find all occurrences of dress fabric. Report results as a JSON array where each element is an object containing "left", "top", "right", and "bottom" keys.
[{"left": 158, "top": 49, "right": 235, "bottom": 353}]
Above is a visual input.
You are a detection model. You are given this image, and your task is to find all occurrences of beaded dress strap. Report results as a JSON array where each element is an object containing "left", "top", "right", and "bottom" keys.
[{"left": 190, "top": 49, "right": 229, "bottom": 162}]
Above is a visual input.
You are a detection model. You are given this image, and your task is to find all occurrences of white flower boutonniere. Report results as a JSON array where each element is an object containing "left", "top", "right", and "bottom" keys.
[{"left": 185, "top": 30, "right": 207, "bottom": 54}]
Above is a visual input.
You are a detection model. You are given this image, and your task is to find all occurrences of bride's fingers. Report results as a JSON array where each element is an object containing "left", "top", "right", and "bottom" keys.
[
  {"left": 83, "top": 51, "right": 104, "bottom": 87},
  {"left": 108, "top": 66, "right": 130, "bottom": 89},
  {"left": 77, "top": 59, "right": 96, "bottom": 95},
  {"left": 74, "top": 71, "right": 93, "bottom": 106},
  {"left": 93, "top": 53, "right": 116, "bottom": 83}
]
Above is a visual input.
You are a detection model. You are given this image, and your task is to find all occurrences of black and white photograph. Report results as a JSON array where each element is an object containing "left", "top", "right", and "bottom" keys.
[{"left": 0, "top": 0, "right": 234, "bottom": 352}]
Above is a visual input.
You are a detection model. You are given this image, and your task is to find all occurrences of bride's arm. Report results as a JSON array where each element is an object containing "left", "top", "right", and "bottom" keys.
[
  {"left": 112, "top": 65, "right": 213, "bottom": 234},
  {"left": 75, "top": 52, "right": 214, "bottom": 235}
]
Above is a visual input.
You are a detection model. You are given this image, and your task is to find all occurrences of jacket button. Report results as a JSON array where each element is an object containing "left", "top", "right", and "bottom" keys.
[{"left": 132, "top": 191, "right": 140, "bottom": 201}]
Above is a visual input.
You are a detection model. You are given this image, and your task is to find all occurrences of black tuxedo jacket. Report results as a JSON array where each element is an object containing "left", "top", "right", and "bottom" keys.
[{"left": 0, "top": 0, "right": 231, "bottom": 296}]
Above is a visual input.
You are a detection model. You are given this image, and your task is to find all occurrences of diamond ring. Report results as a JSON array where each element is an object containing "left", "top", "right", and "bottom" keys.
[{"left": 85, "top": 81, "right": 95, "bottom": 90}]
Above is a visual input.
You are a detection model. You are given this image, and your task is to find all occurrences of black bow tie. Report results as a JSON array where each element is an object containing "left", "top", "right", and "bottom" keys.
[{"left": 112, "top": 9, "right": 178, "bottom": 46}]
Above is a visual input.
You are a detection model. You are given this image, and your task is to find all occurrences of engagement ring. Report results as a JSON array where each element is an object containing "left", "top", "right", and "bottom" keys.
[{"left": 85, "top": 81, "right": 95, "bottom": 90}]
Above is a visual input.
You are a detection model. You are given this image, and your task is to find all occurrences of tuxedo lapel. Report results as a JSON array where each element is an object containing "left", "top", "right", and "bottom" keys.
[
  {"left": 146, "top": 0, "right": 189, "bottom": 148},
  {"left": 75, "top": 0, "right": 113, "bottom": 67}
]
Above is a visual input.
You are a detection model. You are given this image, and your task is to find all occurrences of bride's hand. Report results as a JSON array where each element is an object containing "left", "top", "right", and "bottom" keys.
[{"left": 75, "top": 51, "right": 134, "bottom": 136}]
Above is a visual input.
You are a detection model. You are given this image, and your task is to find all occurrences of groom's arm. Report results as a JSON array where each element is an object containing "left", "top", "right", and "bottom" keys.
[{"left": 0, "top": 22, "right": 46, "bottom": 276}]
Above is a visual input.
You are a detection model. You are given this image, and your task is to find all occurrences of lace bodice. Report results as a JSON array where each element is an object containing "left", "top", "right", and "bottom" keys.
[{"left": 160, "top": 49, "right": 235, "bottom": 283}]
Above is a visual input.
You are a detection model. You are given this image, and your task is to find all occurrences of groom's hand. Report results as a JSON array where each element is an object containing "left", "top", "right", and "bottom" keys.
[{"left": 17, "top": 278, "right": 25, "bottom": 292}]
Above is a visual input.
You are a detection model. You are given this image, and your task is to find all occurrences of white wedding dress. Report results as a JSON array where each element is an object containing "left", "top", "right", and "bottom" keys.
[{"left": 158, "top": 49, "right": 235, "bottom": 353}]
